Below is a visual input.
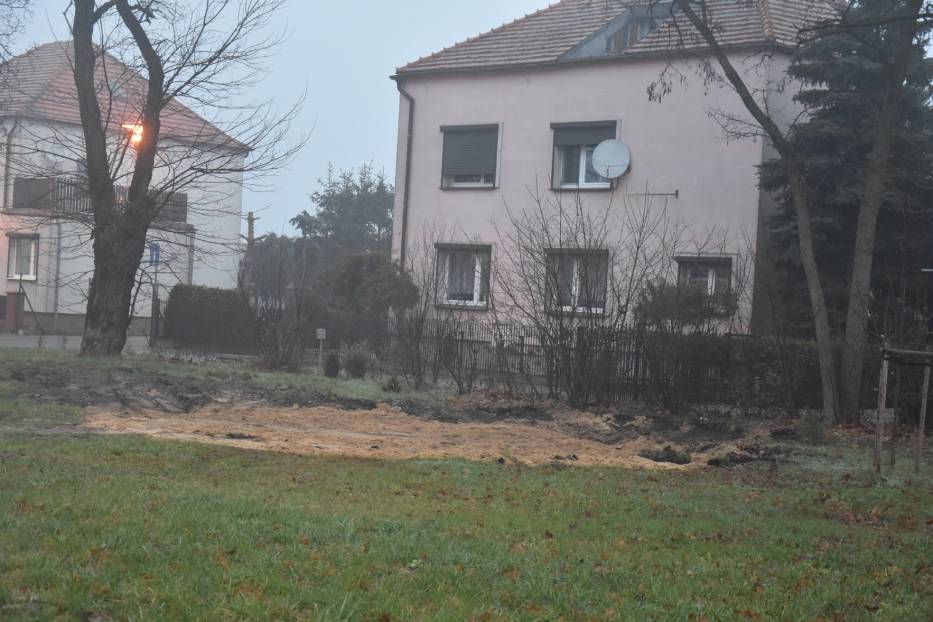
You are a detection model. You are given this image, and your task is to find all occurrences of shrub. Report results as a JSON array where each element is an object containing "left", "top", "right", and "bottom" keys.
[
  {"left": 799, "top": 410, "right": 825, "bottom": 444},
  {"left": 162, "top": 284, "right": 252, "bottom": 351},
  {"left": 323, "top": 352, "right": 341, "bottom": 378},
  {"left": 344, "top": 351, "right": 368, "bottom": 379}
]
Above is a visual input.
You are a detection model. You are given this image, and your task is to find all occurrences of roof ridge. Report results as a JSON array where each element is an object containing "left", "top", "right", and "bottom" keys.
[{"left": 396, "top": 0, "right": 572, "bottom": 72}]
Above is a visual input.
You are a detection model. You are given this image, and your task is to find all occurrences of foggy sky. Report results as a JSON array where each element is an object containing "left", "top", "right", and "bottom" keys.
[{"left": 15, "top": 0, "right": 545, "bottom": 234}]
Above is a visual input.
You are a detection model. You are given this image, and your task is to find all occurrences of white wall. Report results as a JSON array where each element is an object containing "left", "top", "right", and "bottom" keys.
[
  {"left": 0, "top": 118, "right": 245, "bottom": 321},
  {"left": 392, "top": 52, "right": 799, "bottom": 330}
]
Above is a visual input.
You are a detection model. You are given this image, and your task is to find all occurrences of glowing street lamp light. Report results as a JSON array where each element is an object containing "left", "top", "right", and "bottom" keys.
[{"left": 122, "top": 123, "right": 144, "bottom": 146}]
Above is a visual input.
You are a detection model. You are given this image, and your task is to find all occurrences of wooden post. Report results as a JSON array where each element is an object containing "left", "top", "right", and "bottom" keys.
[
  {"left": 890, "top": 366, "right": 901, "bottom": 467},
  {"left": 518, "top": 335, "right": 525, "bottom": 375},
  {"left": 246, "top": 211, "right": 256, "bottom": 251},
  {"left": 916, "top": 347, "right": 931, "bottom": 474},
  {"left": 875, "top": 344, "right": 889, "bottom": 474}
]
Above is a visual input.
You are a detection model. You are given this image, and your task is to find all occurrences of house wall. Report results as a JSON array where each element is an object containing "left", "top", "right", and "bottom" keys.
[
  {"left": 0, "top": 118, "right": 244, "bottom": 331},
  {"left": 393, "top": 52, "right": 799, "bottom": 332}
]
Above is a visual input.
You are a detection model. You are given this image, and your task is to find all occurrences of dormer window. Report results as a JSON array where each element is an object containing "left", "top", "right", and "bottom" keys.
[
  {"left": 560, "top": 2, "right": 671, "bottom": 61},
  {"left": 607, "top": 16, "right": 657, "bottom": 53}
]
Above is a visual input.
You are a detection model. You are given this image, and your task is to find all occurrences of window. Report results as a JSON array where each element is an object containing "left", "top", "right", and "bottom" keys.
[
  {"left": 547, "top": 249, "right": 608, "bottom": 313},
  {"left": 441, "top": 125, "right": 499, "bottom": 188},
  {"left": 7, "top": 235, "right": 38, "bottom": 281},
  {"left": 608, "top": 17, "right": 657, "bottom": 52},
  {"left": 676, "top": 256, "right": 732, "bottom": 301},
  {"left": 437, "top": 245, "right": 491, "bottom": 307},
  {"left": 551, "top": 122, "right": 616, "bottom": 189}
]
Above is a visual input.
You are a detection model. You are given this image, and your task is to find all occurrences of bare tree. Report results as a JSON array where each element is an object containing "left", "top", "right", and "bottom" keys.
[
  {"left": 0, "top": 1, "right": 28, "bottom": 61},
  {"left": 238, "top": 234, "right": 316, "bottom": 370},
  {"left": 491, "top": 184, "right": 750, "bottom": 406},
  {"left": 389, "top": 223, "right": 438, "bottom": 388},
  {"left": 644, "top": 0, "right": 930, "bottom": 422},
  {"left": 68, "top": 0, "right": 302, "bottom": 356}
]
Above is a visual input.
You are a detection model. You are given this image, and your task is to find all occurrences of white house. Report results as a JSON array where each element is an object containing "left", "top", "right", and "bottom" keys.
[
  {"left": 391, "top": 0, "right": 831, "bottom": 333},
  {"left": 0, "top": 42, "right": 246, "bottom": 334}
]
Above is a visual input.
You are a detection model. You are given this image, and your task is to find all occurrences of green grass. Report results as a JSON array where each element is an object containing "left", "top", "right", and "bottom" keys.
[
  {"left": 0, "top": 348, "right": 930, "bottom": 620},
  {"left": 0, "top": 347, "right": 444, "bottom": 411},
  {"left": 1, "top": 433, "right": 930, "bottom": 621}
]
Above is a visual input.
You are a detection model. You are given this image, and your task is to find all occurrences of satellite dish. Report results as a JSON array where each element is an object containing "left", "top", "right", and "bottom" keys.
[{"left": 592, "top": 139, "right": 631, "bottom": 179}]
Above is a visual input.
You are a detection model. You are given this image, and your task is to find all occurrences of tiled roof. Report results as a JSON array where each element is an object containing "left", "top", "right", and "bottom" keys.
[
  {"left": 397, "top": 0, "right": 837, "bottom": 76},
  {"left": 0, "top": 41, "right": 245, "bottom": 151}
]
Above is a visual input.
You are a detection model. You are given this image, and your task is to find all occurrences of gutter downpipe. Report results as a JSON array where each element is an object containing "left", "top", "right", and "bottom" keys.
[
  {"left": 394, "top": 79, "right": 414, "bottom": 272},
  {"left": 2, "top": 119, "right": 20, "bottom": 210},
  {"left": 52, "top": 222, "right": 61, "bottom": 330}
]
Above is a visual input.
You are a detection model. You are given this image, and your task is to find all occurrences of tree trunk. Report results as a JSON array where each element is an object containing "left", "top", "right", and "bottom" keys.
[
  {"left": 72, "top": 0, "right": 166, "bottom": 357},
  {"left": 788, "top": 173, "right": 840, "bottom": 421},
  {"left": 671, "top": 0, "right": 843, "bottom": 419},
  {"left": 81, "top": 224, "right": 148, "bottom": 356},
  {"left": 838, "top": 2, "right": 922, "bottom": 422}
]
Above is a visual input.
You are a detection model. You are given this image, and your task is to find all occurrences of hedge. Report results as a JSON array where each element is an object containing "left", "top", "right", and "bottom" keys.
[{"left": 162, "top": 284, "right": 253, "bottom": 352}]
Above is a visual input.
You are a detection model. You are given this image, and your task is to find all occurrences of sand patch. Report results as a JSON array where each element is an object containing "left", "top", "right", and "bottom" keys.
[{"left": 84, "top": 402, "right": 717, "bottom": 469}]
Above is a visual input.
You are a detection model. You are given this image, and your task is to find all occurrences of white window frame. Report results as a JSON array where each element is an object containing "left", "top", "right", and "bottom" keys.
[
  {"left": 7, "top": 235, "right": 38, "bottom": 281},
  {"left": 438, "top": 247, "right": 491, "bottom": 308},
  {"left": 555, "top": 144, "right": 611, "bottom": 190},
  {"left": 443, "top": 173, "right": 496, "bottom": 189},
  {"left": 550, "top": 251, "right": 607, "bottom": 315}
]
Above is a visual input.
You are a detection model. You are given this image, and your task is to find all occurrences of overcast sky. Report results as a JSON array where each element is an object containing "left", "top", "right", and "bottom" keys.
[{"left": 15, "top": 0, "right": 545, "bottom": 234}]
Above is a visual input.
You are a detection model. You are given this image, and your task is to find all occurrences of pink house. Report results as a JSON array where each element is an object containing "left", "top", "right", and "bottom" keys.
[{"left": 390, "top": 0, "right": 829, "bottom": 333}]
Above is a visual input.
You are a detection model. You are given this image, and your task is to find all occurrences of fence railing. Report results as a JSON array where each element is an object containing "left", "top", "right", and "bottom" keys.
[
  {"left": 385, "top": 316, "right": 735, "bottom": 406},
  {"left": 13, "top": 176, "right": 188, "bottom": 224}
]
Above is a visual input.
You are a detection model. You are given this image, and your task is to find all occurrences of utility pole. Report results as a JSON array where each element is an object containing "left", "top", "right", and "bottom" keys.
[{"left": 246, "top": 211, "right": 257, "bottom": 252}]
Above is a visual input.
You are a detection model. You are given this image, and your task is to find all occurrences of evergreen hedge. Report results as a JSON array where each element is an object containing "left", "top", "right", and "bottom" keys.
[{"left": 162, "top": 284, "right": 253, "bottom": 352}]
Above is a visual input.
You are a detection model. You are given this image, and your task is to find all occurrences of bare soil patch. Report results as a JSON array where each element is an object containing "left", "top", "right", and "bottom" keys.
[
  {"left": 7, "top": 359, "right": 806, "bottom": 468},
  {"left": 83, "top": 400, "right": 793, "bottom": 468}
]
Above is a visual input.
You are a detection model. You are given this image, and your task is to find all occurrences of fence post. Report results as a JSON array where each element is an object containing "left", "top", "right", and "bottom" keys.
[
  {"left": 875, "top": 342, "right": 889, "bottom": 474},
  {"left": 916, "top": 346, "right": 931, "bottom": 474},
  {"left": 518, "top": 335, "right": 525, "bottom": 375}
]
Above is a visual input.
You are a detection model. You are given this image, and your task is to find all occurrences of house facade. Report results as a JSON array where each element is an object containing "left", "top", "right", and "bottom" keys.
[
  {"left": 0, "top": 42, "right": 245, "bottom": 334},
  {"left": 391, "top": 0, "right": 827, "bottom": 333}
]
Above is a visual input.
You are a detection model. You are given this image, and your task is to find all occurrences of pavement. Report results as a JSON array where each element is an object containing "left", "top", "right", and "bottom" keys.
[{"left": 0, "top": 333, "right": 152, "bottom": 354}]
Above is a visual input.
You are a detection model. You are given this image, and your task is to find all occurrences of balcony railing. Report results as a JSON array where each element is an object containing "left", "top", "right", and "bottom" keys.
[{"left": 11, "top": 176, "right": 188, "bottom": 225}]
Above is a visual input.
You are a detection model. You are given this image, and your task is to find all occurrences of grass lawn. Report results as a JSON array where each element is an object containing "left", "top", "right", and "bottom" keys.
[
  {"left": 0, "top": 350, "right": 930, "bottom": 620},
  {"left": 1, "top": 434, "right": 930, "bottom": 621}
]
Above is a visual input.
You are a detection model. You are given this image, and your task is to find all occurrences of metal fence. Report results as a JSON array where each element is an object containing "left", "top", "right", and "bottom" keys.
[{"left": 385, "top": 316, "right": 732, "bottom": 405}]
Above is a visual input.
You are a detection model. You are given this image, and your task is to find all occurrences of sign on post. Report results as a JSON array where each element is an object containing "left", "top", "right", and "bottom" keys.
[
  {"left": 316, "top": 328, "right": 326, "bottom": 372},
  {"left": 148, "top": 242, "right": 161, "bottom": 267}
]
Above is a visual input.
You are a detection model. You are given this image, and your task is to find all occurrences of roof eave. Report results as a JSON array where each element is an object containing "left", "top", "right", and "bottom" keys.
[
  {"left": 391, "top": 40, "right": 791, "bottom": 81},
  {"left": 0, "top": 112, "right": 251, "bottom": 154}
]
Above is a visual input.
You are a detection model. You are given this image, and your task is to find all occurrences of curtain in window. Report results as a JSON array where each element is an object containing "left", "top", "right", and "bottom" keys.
[
  {"left": 11, "top": 238, "right": 35, "bottom": 276},
  {"left": 578, "top": 254, "right": 607, "bottom": 308},
  {"left": 554, "top": 254, "right": 575, "bottom": 307},
  {"left": 447, "top": 251, "right": 476, "bottom": 302}
]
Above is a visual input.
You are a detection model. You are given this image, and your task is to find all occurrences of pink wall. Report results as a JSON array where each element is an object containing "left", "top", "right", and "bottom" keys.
[{"left": 392, "top": 53, "right": 796, "bottom": 328}]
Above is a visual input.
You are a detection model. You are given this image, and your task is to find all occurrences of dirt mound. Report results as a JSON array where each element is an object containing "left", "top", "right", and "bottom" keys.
[
  {"left": 8, "top": 362, "right": 802, "bottom": 469},
  {"left": 85, "top": 402, "right": 732, "bottom": 469}
]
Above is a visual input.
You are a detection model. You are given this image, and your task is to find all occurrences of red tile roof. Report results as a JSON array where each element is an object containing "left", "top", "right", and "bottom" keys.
[
  {"left": 396, "top": 0, "right": 837, "bottom": 76},
  {"left": 0, "top": 41, "right": 245, "bottom": 151}
]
